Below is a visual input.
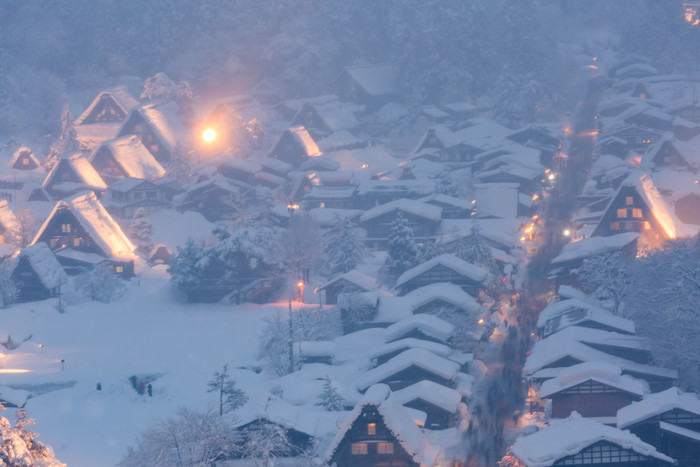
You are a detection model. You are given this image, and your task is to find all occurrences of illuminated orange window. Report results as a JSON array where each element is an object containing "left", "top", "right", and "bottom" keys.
[
  {"left": 610, "top": 222, "right": 621, "bottom": 230},
  {"left": 644, "top": 221, "right": 651, "bottom": 230},
  {"left": 367, "top": 423, "right": 376, "bottom": 435},
  {"left": 115, "top": 266, "right": 124, "bottom": 273},
  {"left": 632, "top": 208, "right": 643, "bottom": 218},
  {"left": 351, "top": 443, "right": 368, "bottom": 455},
  {"left": 625, "top": 196, "right": 634, "bottom": 205},
  {"left": 617, "top": 209, "right": 628, "bottom": 218},
  {"left": 61, "top": 224, "right": 71, "bottom": 233},
  {"left": 377, "top": 442, "right": 394, "bottom": 454}
]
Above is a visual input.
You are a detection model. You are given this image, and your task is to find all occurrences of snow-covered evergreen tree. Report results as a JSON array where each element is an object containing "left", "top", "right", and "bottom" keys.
[
  {"left": 257, "top": 311, "right": 292, "bottom": 376},
  {"left": 322, "top": 216, "right": 367, "bottom": 278},
  {"left": 416, "top": 237, "right": 446, "bottom": 264},
  {"left": 167, "top": 238, "right": 205, "bottom": 289},
  {"left": 455, "top": 223, "right": 499, "bottom": 278},
  {"left": 0, "top": 263, "right": 18, "bottom": 309},
  {"left": 119, "top": 407, "right": 239, "bottom": 467},
  {"left": 141, "top": 72, "right": 193, "bottom": 122},
  {"left": 0, "top": 404, "right": 65, "bottom": 466},
  {"left": 384, "top": 212, "right": 418, "bottom": 283},
  {"left": 315, "top": 376, "right": 345, "bottom": 411},
  {"left": 9, "top": 208, "right": 40, "bottom": 249},
  {"left": 46, "top": 105, "right": 78, "bottom": 172},
  {"left": 76, "top": 265, "right": 125, "bottom": 303},
  {"left": 207, "top": 364, "right": 247, "bottom": 416},
  {"left": 129, "top": 208, "right": 153, "bottom": 256}
]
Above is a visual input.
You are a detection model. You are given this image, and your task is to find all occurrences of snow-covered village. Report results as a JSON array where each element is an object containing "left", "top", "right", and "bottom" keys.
[{"left": 1, "top": 2, "right": 700, "bottom": 466}]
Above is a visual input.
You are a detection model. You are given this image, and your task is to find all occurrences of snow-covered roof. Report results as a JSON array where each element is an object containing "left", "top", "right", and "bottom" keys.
[
  {"left": 54, "top": 247, "right": 108, "bottom": 265},
  {"left": 258, "top": 157, "right": 293, "bottom": 175},
  {"left": 511, "top": 412, "right": 674, "bottom": 467},
  {"left": 542, "top": 325, "right": 651, "bottom": 353},
  {"left": 474, "top": 183, "right": 519, "bottom": 219},
  {"left": 659, "top": 420, "right": 700, "bottom": 441},
  {"left": 316, "top": 269, "right": 376, "bottom": 292},
  {"left": 551, "top": 232, "right": 639, "bottom": 264},
  {"left": 394, "top": 380, "right": 462, "bottom": 414},
  {"left": 402, "top": 282, "right": 481, "bottom": 314},
  {"left": 359, "top": 198, "right": 442, "bottom": 223},
  {"left": 367, "top": 338, "right": 452, "bottom": 361},
  {"left": 617, "top": 387, "right": 700, "bottom": 429},
  {"left": 418, "top": 193, "right": 470, "bottom": 210},
  {"left": 396, "top": 254, "right": 488, "bottom": 289},
  {"left": 10, "top": 242, "right": 68, "bottom": 290},
  {"left": 357, "top": 348, "right": 460, "bottom": 391},
  {"left": 235, "top": 393, "right": 340, "bottom": 438},
  {"left": 539, "top": 362, "right": 649, "bottom": 399},
  {"left": 33, "top": 191, "right": 135, "bottom": 257},
  {"left": 536, "top": 298, "right": 635, "bottom": 335},
  {"left": 0, "top": 200, "right": 19, "bottom": 232},
  {"left": 76, "top": 86, "right": 139, "bottom": 125},
  {"left": 384, "top": 314, "right": 455, "bottom": 344},
  {"left": 130, "top": 101, "right": 184, "bottom": 153},
  {"left": 343, "top": 64, "right": 398, "bottom": 97},
  {"left": 107, "top": 177, "right": 153, "bottom": 193},
  {"left": 299, "top": 99, "right": 359, "bottom": 132},
  {"left": 288, "top": 125, "right": 322, "bottom": 157},
  {"left": 524, "top": 336, "right": 678, "bottom": 382},
  {"left": 42, "top": 152, "right": 107, "bottom": 191},
  {"left": 325, "top": 384, "right": 439, "bottom": 466},
  {"left": 95, "top": 135, "right": 165, "bottom": 180}
]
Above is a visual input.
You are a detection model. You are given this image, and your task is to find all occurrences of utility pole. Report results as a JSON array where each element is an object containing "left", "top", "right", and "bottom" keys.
[{"left": 288, "top": 298, "right": 294, "bottom": 374}]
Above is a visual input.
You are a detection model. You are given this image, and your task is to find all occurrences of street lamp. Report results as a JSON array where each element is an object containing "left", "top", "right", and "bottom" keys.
[
  {"left": 297, "top": 281, "right": 304, "bottom": 303},
  {"left": 202, "top": 128, "right": 217, "bottom": 143}
]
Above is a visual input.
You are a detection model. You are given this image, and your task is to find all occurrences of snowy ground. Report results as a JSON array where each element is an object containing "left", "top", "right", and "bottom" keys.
[{"left": 0, "top": 265, "right": 295, "bottom": 465}]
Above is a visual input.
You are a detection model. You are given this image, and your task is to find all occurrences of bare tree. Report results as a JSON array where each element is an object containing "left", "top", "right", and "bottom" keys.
[
  {"left": 241, "top": 420, "right": 295, "bottom": 467},
  {"left": 207, "top": 364, "right": 247, "bottom": 416}
]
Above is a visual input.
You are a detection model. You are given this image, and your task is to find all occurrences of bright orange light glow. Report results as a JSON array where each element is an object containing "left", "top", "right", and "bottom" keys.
[
  {"left": 202, "top": 128, "right": 217, "bottom": 143},
  {"left": 0, "top": 369, "right": 31, "bottom": 374},
  {"left": 520, "top": 236, "right": 527, "bottom": 243},
  {"left": 532, "top": 214, "right": 539, "bottom": 220},
  {"left": 478, "top": 318, "right": 485, "bottom": 324},
  {"left": 297, "top": 281, "right": 304, "bottom": 287},
  {"left": 532, "top": 194, "right": 539, "bottom": 201},
  {"left": 525, "top": 224, "right": 534, "bottom": 233}
]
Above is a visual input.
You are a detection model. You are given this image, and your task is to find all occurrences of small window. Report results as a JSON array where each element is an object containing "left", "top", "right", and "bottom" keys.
[
  {"left": 50, "top": 239, "right": 58, "bottom": 248},
  {"left": 22, "top": 158, "right": 29, "bottom": 166},
  {"left": 367, "top": 423, "right": 376, "bottom": 435},
  {"left": 150, "top": 144, "right": 159, "bottom": 153},
  {"left": 616, "top": 209, "right": 628, "bottom": 218},
  {"left": 644, "top": 221, "right": 651, "bottom": 230},
  {"left": 61, "top": 224, "right": 71, "bottom": 233},
  {"left": 115, "top": 266, "right": 124, "bottom": 273},
  {"left": 377, "top": 442, "right": 394, "bottom": 455},
  {"left": 73, "top": 238, "right": 81, "bottom": 247},
  {"left": 319, "top": 202, "right": 325, "bottom": 208},
  {"left": 625, "top": 196, "right": 634, "bottom": 205},
  {"left": 610, "top": 222, "right": 621, "bottom": 230},
  {"left": 632, "top": 208, "right": 643, "bottom": 218},
  {"left": 351, "top": 443, "right": 368, "bottom": 455}
]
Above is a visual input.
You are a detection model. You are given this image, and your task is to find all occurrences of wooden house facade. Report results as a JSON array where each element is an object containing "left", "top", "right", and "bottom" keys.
[
  {"left": 11, "top": 147, "right": 40, "bottom": 171},
  {"left": 359, "top": 200, "right": 441, "bottom": 250},
  {"left": 104, "top": 177, "right": 171, "bottom": 218},
  {"left": 32, "top": 191, "right": 135, "bottom": 277},
  {"left": 10, "top": 243, "right": 68, "bottom": 303},
  {"left": 76, "top": 87, "right": 139, "bottom": 125},
  {"left": 591, "top": 174, "right": 675, "bottom": 249},
  {"left": 42, "top": 152, "right": 107, "bottom": 200},
  {"left": 316, "top": 270, "right": 376, "bottom": 305},
  {"left": 326, "top": 385, "right": 438, "bottom": 467},
  {"left": 618, "top": 388, "right": 700, "bottom": 467}
]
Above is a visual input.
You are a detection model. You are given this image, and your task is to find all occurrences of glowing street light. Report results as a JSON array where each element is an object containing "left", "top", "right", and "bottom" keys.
[
  {"left": 297, "top": 281, "right": 304, "bottom": 303},
  {"left": 563, "top": 229, "right": 571, "bottom": 237},
  {"left": 548, "top": 173, "right": 556, "bottom": 182},
  {"left": 202, "top": 128, "right": 217, "bottom": 143}
]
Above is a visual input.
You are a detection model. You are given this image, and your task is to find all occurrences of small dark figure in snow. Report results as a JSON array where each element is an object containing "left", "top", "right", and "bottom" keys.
[
  {"left": 96, "top": 382, "right": 102, "bottom": 391},
  {"left": 147, "top": 384, "right": 152, "bottom": 397},
  {"left": 60, "top": 359, "right": 65, "bottom": 371}
]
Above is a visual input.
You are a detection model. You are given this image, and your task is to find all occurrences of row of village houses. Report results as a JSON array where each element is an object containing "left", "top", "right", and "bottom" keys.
[{"left": 503, "top": 56, "right": 700, "bottom": 467}]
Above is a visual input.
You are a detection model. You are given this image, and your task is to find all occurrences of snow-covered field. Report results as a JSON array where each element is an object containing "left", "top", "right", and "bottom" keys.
[{"left": 0, "top": 264, "right": 294, "bottom": 466}]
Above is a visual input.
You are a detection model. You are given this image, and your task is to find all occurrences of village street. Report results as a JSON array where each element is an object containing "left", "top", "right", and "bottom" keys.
[{"left": 466, "top": 76, "right": 605, "bottom": 466}]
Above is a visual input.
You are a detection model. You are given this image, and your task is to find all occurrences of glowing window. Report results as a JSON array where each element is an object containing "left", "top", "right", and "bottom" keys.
[
  {"left": 351, "top": 443, "right": 368, "bottom": 455},
  {"left": 625, "top": 196, "right": 634, "bottom": 205},
  {"left": 320, "top": 202, "right": 325, "bottom": 208},
  {"left": 61, "top": 224, "right": 71, "bottom": 233},
  {"left": 22, "top": 158, "right": 29, "bottom": 166},
  {"left": 367, "top": 423, "right": 376, "bottom": 435},
  {"left": 644, "top": 221, "right": 651, "bottom": 230},
  {"left": 73, "top": 238, "right": 81, "bottom": 247},
  {"left": 377, "top": 442, "right": 394, "bottom": 454},
  {"left": 610, "top": 222, "right": 621, "bottom": 231},
  {"left": 115, "top": 266, "right": 124, "bottom": 273},
  {"left": 616, "top": 209, "right": 628, "bottom": 218},
  {"left": 632, "top": 208, "right": 643, "bottom": 218}
]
